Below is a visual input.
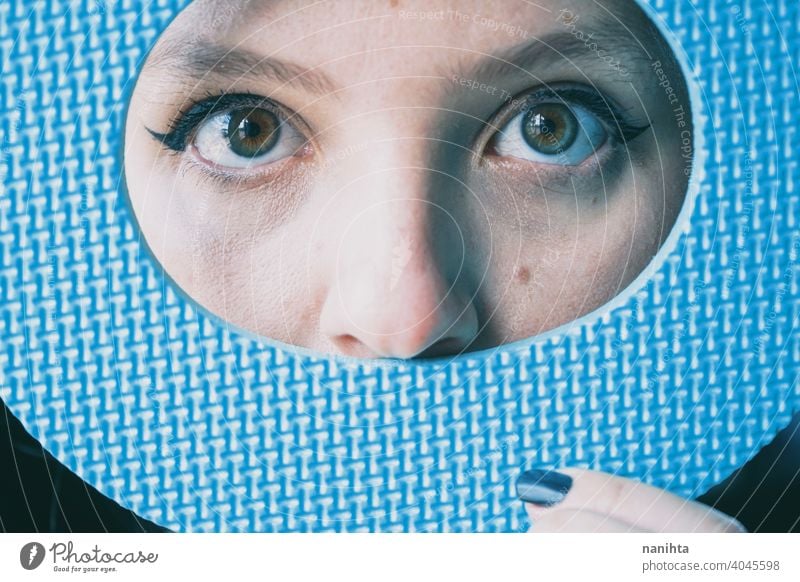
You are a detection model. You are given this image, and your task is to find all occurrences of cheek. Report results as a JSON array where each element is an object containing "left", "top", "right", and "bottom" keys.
[
  {"left": 127, "top": 161, "right": 317, "bottom": 340},
  {"left": 125, "top": 160, "right": 205, "bottom": 291},
  {"left": 489, "top": 229, "right": 632, "bottom": 341},
  {"left": 560, "top": 177, "right": 664, "bottom": 300},
  {"left": 477, "top": 162, "right": 672, "bottom": 339},
  {"left": 179, "top": 228, "right": 316, "bottom": 344}
]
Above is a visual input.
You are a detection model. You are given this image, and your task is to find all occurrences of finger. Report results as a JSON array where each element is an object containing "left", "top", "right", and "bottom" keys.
[
  {"left": 530, "top": 508, "right": 649, "bottom": 533},
  {"left": 517, "top": 468, "right": 746, "bottom": 533}
]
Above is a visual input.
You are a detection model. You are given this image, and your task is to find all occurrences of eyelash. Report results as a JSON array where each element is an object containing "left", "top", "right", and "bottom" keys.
[
  {"left": 148, "top": 92, "right": 297, "bottom": 152},
  {"left": 486, "top": 85, "right": 650, "bottom": 151},
  {"left": 149, "top": 86, "right": 649, "bottom": 164}
]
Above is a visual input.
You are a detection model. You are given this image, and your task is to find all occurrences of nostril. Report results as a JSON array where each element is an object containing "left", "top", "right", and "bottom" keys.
[
  {"left": 329, "top": 333, "right": 471, "bottom": 360},
  {"left": 412, "top": 336, "right": 471, "bottom": 360},
  {"left": 330, "top": 333, "right": 368, "bottom": 357}
]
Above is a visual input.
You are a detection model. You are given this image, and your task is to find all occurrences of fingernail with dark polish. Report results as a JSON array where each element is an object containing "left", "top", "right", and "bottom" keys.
[{"left": 516, "top": 469, "right": 573, "bottom": 506}]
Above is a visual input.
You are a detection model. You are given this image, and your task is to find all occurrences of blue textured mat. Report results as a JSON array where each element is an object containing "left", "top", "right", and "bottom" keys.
[{"left": 1, "top": 0, "right": 799, "bottom": 532}]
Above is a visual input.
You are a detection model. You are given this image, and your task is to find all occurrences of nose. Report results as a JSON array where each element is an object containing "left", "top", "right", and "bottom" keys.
[{"left": 318, "top": 180, "right": 479, "bottom": 359}]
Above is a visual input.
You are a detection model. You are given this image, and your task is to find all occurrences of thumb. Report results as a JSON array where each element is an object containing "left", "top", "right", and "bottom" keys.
[{"left": 516, "top": 468, "right": 746, "bottom": 533}]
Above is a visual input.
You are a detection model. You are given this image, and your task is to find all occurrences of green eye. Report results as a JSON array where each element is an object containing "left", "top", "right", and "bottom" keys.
[
  {"left": 522, "top": 103, "right": 579, "bottom": 155},
  {"left": 225, "top": 108, "right": 281, "bottom": 158},
  {"left": 493, "top": 92, "right": 612, "bottom": 166}
]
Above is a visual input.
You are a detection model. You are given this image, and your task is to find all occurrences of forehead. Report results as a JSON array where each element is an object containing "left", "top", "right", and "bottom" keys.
[{"left": 155, "top": 0, "right": 654, "bottom": 77}]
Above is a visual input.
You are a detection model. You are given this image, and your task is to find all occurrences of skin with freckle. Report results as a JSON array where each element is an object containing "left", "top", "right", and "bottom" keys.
[{"left": 124, "top": 0, "right": 691, "bottom": 359}]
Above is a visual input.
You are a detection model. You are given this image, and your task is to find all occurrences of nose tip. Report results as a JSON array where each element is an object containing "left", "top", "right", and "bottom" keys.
[
  {"left": 326, "top": 309, "right": 479, "bottom": 359},
  {"left": 318, "top": 201, "right": 479, "bottom": 359},
  {"left": 382, "top": 293, "right": 480, "bottom": 359},
  {"left": 320, "top": 270, "right": 479, "bottom": 359}
]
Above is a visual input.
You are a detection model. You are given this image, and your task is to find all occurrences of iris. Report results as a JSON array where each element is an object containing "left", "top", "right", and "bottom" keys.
[
  {"left": 226, "top": 108, "right": 281, "bottom": 158},
  {"left": 522, "top": 103, "right": 578, "bottom": 155}
]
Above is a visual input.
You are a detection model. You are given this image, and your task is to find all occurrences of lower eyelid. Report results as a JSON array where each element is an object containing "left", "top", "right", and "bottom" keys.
[
  {"left": 483, "top": 134, "right": 618, "bottom": 179},
  {"left": 184, "top": 161, "right": 283, "bottom": 192},
  {"left": 183, "top": 142, "right": 315, "bottom": 190},
  {"left": 190, "top": 144, "right": 277, "bottom": 173}
]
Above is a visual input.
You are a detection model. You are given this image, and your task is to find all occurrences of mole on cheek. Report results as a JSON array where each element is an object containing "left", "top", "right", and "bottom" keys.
[{"left": 515, "top": 265, "right": 531, "bottom": 284}]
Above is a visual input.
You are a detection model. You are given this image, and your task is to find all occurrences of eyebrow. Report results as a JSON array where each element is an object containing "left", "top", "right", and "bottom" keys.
[
  {"left": 147, "top": 41, "right": 337, "bottom": 97},
  {"left": 456, "top": 18, "right": 655, "bottom": 89},
  {"left": 147, "top": 11, "right": 659, "bottom": 99}
]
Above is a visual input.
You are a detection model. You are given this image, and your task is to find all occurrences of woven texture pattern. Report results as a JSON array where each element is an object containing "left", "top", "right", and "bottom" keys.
[{"left": 1, "top": 0, "right": 799, "bottom": 532}]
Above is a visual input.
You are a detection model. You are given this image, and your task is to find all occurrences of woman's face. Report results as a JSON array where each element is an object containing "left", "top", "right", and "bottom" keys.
[{"left": 125, "top": 0, "right": 691, "bottom": 359}]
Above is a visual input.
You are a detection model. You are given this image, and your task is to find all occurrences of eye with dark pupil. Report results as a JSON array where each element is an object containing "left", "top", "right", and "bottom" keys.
[
  {"left": 522, "top": 103, "right": 579, "bottom": 155},
  {"left": 226, "top": 108, "right": 281, "bottom": 158}
]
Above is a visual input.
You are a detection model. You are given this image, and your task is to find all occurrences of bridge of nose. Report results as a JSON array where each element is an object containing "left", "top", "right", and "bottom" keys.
[{"left": 312, "top": 159, "right": 478, "bottom": 357}]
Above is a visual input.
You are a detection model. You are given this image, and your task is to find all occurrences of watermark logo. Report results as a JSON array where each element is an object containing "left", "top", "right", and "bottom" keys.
[
  {"left": 20, "top": 542, "right": 46, "bottom": 570},
  {"left": 16, "top": 541, "right": 158, "bottom": 574}
]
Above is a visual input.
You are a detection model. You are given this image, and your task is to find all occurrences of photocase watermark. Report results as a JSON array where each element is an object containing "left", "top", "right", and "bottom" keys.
[
  {"left": 398, "top": 8, "right": 531, "bottom": 39},
  {"left": 721, "top": 150, "right": 755, "bottom": 297},
  {"left": 319, "top": 140, "right": 371, "bottom": 171},
  {"left": 144, "top": 380, "right": 183, "bottom": 464},
  {"left": 593, "top": 276, "right": 709, "bottom": 392},
  {"left": 650, "top": 278, "right": 707, "bottom": 379},
  {"left": 725, "top": 0, "right": 752, "bottom": 36},
  {"left": 593, "top": 298, "right": 644, "bottom": 380},
  {"left": 19, "top": 541, "right": 158, "bottom": 574},
  {"left": 650, "top": 60, "right": 693, "bottom": 176},
  {"left": 87, "top": 0, "right": 111, "bottom": 14},
  {"left": 556, "top": 9, "right": 630, "bottom": 78},
  {"left": 65, "top": 0, "right": 114, "bottom": 16},
  {"left": 753, "top": 234, "right": 800, "bottom": 355},
  {"left": 0, "top": 90, "right": 30, "bottom": 191},
  {"left": 78, "top": 180, "right": 95, "bottom": 253},
  {"left": 20, "top": 542, "right": 46, "bottom": 571},
  {"left": 634, "top": 277, "right": 708, "bottom": 393},
  {"left": 450, "top": 73, "right": 527, "bottom": 109}
]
